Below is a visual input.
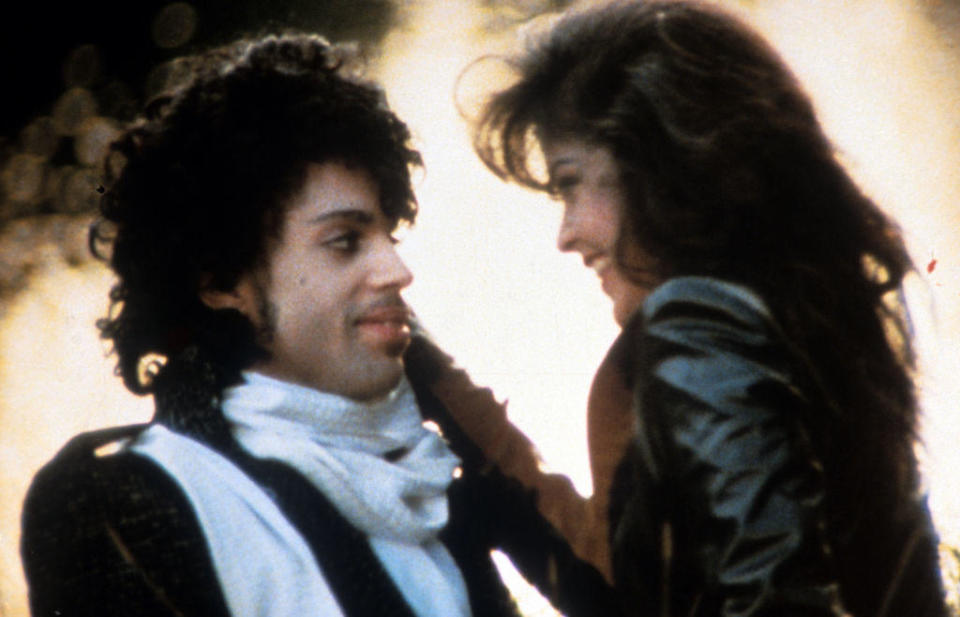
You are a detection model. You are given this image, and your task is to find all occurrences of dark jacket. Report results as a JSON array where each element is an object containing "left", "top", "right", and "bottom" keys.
[
  {"left": 21, "top": 342, "right": 617, "bottom": 617},
  {"left": 607, "top": 277, "right": 947, "bottom": 617}
]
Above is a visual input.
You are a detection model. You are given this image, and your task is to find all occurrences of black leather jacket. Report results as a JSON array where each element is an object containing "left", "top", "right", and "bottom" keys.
[{"left": 607, "top": 277, "right": 946, "bottom": 617}]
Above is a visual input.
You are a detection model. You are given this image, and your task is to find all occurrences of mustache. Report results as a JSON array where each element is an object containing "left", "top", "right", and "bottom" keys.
[
  {"left": 363, "top": 295, "right": 408, "bottom": 311},
  {"left": 354, "top": 296, "right": 411, "bottom": 323}
]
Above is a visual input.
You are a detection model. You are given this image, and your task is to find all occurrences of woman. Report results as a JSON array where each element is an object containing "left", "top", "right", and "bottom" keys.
[{"left": 463, "top": 1, "right": 948, "bottom": 615}]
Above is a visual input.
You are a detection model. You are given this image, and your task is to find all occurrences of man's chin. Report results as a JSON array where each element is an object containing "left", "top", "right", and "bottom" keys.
[
  {"left": 383, "top": 337, "right": 411, "bottom": 359},
  {"left": 353, "top": 365, "right": 407, "bottom": 402}
]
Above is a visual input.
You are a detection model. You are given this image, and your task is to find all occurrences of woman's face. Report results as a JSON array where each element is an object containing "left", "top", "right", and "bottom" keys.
[{"left": 543, "top": 139, "right": 652, "bottom": 326}]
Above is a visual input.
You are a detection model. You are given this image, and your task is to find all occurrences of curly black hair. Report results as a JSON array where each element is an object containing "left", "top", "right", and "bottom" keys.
[
  {"left": 472, "top": 0, "right": 926, "bottom": 608},
  {"left": 92, "top": 33, "right": 422, "bottom": 397}
]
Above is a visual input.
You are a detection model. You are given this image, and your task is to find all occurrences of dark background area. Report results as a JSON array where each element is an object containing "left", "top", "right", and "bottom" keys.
[
  {"left": 0, "top": 0, "right": 400, "bottom": 299},
  {"left": 0, "top": 0, "right": 399, "bottom": 137}
]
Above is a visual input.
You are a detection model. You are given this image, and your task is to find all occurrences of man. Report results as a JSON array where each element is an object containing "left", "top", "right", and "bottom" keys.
[{"left": 20, "top": 33, "right": 615, "bottom": 617}]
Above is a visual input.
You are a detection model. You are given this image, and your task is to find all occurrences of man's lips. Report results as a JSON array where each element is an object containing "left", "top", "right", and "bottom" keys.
[
  {"left": 354, "top": 306, "right": 411, "bottom": 343},
  {"left": 355, "top": 306, "right": 411, "bottom": 326}
]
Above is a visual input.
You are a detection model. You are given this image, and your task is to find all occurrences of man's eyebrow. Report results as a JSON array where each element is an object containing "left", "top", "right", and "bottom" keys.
[{"left": 306, "top": 208, "right": 375, "bottom": 225}]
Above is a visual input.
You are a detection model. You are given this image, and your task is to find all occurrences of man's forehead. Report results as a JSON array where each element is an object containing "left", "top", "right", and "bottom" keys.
[
  {"left": 285, "top": 162, "right": 386, "bottom": 219},
  {"left": 292, "top": 204, "right": 400, "bottom": 232}
]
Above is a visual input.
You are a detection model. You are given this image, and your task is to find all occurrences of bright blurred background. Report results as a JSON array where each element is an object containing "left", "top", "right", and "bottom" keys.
[{"left": 1, "top": 1, "right": 957, "bottom": 615}]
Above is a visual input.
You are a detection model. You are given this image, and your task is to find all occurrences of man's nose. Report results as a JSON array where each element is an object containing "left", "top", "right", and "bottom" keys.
[{"left": 371, "top": 242, "right": 414, "bottom": 289}]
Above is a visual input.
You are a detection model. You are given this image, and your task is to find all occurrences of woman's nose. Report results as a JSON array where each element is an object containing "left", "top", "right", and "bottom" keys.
[{"left": 556, "top": 208, "right": 578, "bottom": 253}]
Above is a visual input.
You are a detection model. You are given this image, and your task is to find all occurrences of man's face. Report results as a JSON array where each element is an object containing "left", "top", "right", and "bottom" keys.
[{"left": 224, "top": 161, "right": 414, "bottom": 401}]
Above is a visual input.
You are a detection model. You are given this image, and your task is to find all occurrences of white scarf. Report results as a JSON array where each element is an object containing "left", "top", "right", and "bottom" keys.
[
  {"left": 131, "top": 373, "right": 471, "bottom": 617},
  {"left": 221, "top": 372, "right": 461, "bottom": 543}
]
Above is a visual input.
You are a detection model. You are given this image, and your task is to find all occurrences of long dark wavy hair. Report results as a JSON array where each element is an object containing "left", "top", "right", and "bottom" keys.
[
  {"left": 92, "top": 33, "right": 421, "bottom": 400},
  {"left": 473, "top": 0, "right": 923, "bottom": 583}
]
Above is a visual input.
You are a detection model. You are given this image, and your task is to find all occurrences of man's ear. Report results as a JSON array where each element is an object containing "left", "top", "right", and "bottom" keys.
[{"left": 198, "top": 275, "right": 258, "bottom": 319}]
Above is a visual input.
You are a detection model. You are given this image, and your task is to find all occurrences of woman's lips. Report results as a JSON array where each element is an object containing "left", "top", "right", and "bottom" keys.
[
  {"left": 587, "top": 255, "right": 613, "bottom": 293},
  {"left": 589, "top": 255, "right": 612, "bottom": 277}
]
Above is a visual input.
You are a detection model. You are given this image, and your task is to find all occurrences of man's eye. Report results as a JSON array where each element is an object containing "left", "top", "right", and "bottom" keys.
[{"left": 325, "top": 231, "right": 361, "bottom": 252}]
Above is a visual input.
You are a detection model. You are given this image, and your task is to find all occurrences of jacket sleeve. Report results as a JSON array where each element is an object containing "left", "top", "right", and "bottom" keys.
[
  {"left": 403, "top": 333, "right": 608, "bottom": 544},
  {"left": 404, "top": 334, "right": 625, "bottom": 616},
  {"left": 20, "top": 427, "right": 229, "bottom": 617},
  {"left": 443, "top": 462, "right": 627, "bottom": 617},
  {"left": 633, "top": 277, "right": 847, "bottom": 617}
]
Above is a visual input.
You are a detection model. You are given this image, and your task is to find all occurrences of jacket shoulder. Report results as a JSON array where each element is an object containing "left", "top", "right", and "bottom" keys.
[
  {"left": 23, "top": 424, "right": 154, "bottom": 536},
  {"left": 637, "top": 276, "right": 775, "bottom": 341},
  {"left": 643, "top": 276, "right": 771, "bottom": 320},
  {"left": 22, "top": 424, "right": 229, "bottom": 617},
  {"left": 627, "top": 277, "right": 797, "bottom": 405},
  {"left": 23, "top": 424, "right": 159, "bottom": 542}
]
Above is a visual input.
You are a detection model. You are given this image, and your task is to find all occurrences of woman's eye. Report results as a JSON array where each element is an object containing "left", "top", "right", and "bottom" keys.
[{"left": 551, "top": 174, "right": 580, "bottom": 196}]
